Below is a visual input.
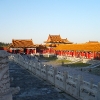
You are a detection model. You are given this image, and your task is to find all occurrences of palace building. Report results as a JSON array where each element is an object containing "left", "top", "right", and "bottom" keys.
[
  {"left": 43, "top": 34, "right": 73, "bottom": 54},
  {"left": 44, "top": 34, "right": 73, "bottom": 46},
  {"left": 54, "top": 41, "right": 100, "bottom": 60},
  {"left": 9, "top": 39, "right": 36, "bottom": 54},
  {"left": 6, "top": 34, "right": 100, "bottom": 60}
]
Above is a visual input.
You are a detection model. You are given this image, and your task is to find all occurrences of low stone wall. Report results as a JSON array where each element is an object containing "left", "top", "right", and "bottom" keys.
[
  {"left": 82, "top": 59, "right": 100, "bottom": 64},
  {"left": 10, "top": 54, "right": 100, "bottom": 100}
]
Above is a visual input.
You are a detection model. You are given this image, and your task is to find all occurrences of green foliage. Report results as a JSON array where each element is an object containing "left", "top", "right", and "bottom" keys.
[
  {"left": 56, "top": 59, "right": 71, "bottom": 63},
  {"left": 64, "top": 62, "right": 90, "bottom": 67},
  {"left": 40, "top": 56, "right": 71, "bottom": 62},
  {"left": 40, "top": 56, "right": 90, "bottom": 68},
  {"left": 40, "top": 56, "right": 57, "bottom": 61},
  {"left": 0, "top": 42, "right": 10, "bottom": 47}
]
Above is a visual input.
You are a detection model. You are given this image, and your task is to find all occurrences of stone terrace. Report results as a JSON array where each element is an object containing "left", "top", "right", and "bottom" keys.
[{"left": 9, "top": 61, "right": 76, "bottom": 100}]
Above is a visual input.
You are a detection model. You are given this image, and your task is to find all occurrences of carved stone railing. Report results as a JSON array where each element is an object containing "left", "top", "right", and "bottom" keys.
[
  {"left": 0, "top": 50, "right": 20, "bottom": 100},
  {"left": 10, "top": 54, "right": 100, "bottom": 100}
]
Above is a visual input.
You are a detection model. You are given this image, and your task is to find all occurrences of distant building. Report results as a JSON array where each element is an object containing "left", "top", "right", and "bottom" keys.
[
  {"left": 44, "top": 34, "right": 73, "bottom": 47},
  {"left": 44, "top": 34, "right": 73, "bottom": 54},
  {"left": 55, "top": 40, "right": 100, "bottom": 60},
  {"left": 9, "top": 39, "right": 36, "bottom": 54},
  {"left": 6, "top": 35, "right": 100, "bottom": 60}
]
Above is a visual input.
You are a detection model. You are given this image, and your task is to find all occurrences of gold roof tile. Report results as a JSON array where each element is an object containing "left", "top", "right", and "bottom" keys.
[{"left": 10, "top": 39, "right": 35, "bottom": 48}]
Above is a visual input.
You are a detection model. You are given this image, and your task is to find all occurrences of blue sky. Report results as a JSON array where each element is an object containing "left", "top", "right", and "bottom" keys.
[{"left": 0, "top": 0, "right": 100, "bottom": 44}]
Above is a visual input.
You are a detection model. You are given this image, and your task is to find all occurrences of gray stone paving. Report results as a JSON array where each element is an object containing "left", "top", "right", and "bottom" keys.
[
  {"left": 55, "top": 66, "right": 100, "bottom": 85},
  {"left": 9, "top": 61, "right": 76, "bottom": 100},
  {"left": 41, "top": 60, "right": 100, "bottom": 85}
]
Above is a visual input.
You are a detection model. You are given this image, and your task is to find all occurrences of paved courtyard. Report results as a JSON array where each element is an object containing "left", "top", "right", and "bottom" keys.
[
  {"left": 42, "top": 60, "right": 100, "bottom": 85},
  {"left": 9, "top": 61, "right": 76, "bottom": 100}
]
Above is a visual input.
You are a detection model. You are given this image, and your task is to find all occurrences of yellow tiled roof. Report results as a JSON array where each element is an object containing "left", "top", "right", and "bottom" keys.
[
  {"left": 86, "top": 41, "right": 99, "bottom": 44},
  {"left": 45, "top": 34, "right": 63, "bottom": 43},
  {"left": 10, "top": 39, "right": 35, "bottom": 48},
  {"left": 55, "top": 43, "right": 100, "bottom": 51},
  {"left": 44, "top": 34, "right": 73, "bottom": 44},
  {"left": 62, "top": 38, "right": 73, "bottom": 44}
]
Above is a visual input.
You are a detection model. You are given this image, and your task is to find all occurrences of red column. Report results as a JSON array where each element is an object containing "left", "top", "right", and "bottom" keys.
[
  {"left": 57, "top": 51, "right": 59, "bottom": 55},
  {"left": 70, "top": 51, "right": 72, "bottom": 56},
  {"left": 93, "top": 51, "right": 96, "bottom": 59},
  {"left": 59, "top": 51, "right": 61, "bottom": 55},
  {"left": 66, "top": 51, "right": 68, "bottom": 56},
  {"left": 32, "top": 49, "right": 34, "bottom": 54},
  {"left": 49, "top": 48, "right": 51, "bottom": 54},
  {"left": 56, "top": 51, "right": 58, "bottom": 55},
  {"left": 74, "top": 51, "right": 76, "bottom": 57},
  {"left": 55, "top": 50, "right": 57, "bottom": 55},
  {"left": 90, "top": 52, "right": 93, "bottom": 59},
  {"left": 26, "top": 49, "right": 29, "bottom": 54},
  {"left": 68, "top": 51, "right": 69, "bottom": 56},
  {"left": 64, "top": 51, "right": 65, "bottom": 56},
  {"left": 63, "top": 51, "right": 65, "bottom": 56},
  {"left": 78, "top": 51, "right": 80, "bottom": 58},
  {"left": 69, "top": 51, "right": 70, "bottom": 56},
  {"left": 64, "top": 51, "right": 66, "bottom": 56},
  {"left": 73, "top": 51, "right": 74, "bottom": 57},
  {"left": 76, "top": 51, "right": 78, "bottom": 57},
  {"left": 81, "top": 52, "right": 84, "bottom": 58},
  {"left": 62, "top": 51, "right": 64, "bottom": 56},
  {"left": 81, "top": 52, "right": 83, "bottom": 57},
  {"left": 86, "top": 52, "right": 88, "bottom": 59},
  {"left": 58, "top": 51, "right": 59, "bottom": 55},
  {"left": 52, "top": 48, "right": 55, "bottom": 54},
  {"left": 79, "top": 51, "right": 81, "bottom": 57},
  {"left": 84, "top": 52, "right": 86, "bottom": 58},
  {"left": 88, "top": 52, "right": 91, "bottom": 59},
  {"left": 79, "top": 52, "right": 81, "bottom": 57},
  {"left": 60, "top": 51, "right": 62, "bottom": 56},
  {"left": 76, "top": 51, "right": 79, "bottom": 57},
  {"left": 61, "top": 51, "right": 63, "bottom": 56},
  {"left": 48, "top": 48, "right": 50, "bottom": 54},
  {"left": 83, "top": 52, "right": 85, "bottom": 58}
]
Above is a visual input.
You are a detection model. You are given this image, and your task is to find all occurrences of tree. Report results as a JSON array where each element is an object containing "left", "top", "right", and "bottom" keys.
[{"left": 0, "top": 42, "right": 10, "bottom": 47}]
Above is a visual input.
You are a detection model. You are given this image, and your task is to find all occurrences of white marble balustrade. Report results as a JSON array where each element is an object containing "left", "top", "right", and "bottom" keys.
[
  {"left": 10, "top": 54, "right": 100, "bottom": 100},
  {"left": 0, "top": 51, "right": 20, "bottom": 100}
]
